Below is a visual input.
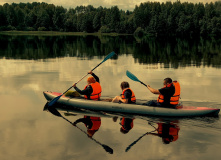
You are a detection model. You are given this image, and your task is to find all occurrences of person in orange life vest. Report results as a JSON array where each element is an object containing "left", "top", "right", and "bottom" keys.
[
  {"left": 120, "top": 117, "right": 134, "bottom": 134},
  {"left": 73, "top": 116, "right": 101, "bottom": 138},
  {"left": 112, "top": 81, "right": 136, "bottom": 104},
  {"left": 145, "top": 78, "right": 180, "bottom": 108},
  {"left": 73, "top": 71, "right": 102, "bottom": 100},
  {"left": 147, "top": 122, "right": 180, "bottom": 144}
]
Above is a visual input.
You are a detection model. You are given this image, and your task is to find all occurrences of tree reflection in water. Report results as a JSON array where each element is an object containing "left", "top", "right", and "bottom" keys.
[{"left": 0, "top": 34, "right": 220, "bottom": 68}]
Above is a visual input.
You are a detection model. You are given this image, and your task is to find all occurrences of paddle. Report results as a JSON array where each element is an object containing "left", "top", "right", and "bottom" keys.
[
  {"left": 125, "top": 122, "right": 157, "bottom": 152},
  {"left": 48, "top": 51, "right": 116, "bottom": 107},
  {"left": 126, "top": 70, "right": 147, "bottom": 87},
  {"left": 47, "top": 106, "right": 114, "bottom": 154}
]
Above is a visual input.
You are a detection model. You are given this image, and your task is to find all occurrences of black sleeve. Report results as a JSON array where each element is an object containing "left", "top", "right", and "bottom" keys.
[
  {"left": 74, "top": 118, "right": 87, "bottom": 124},
  {"left": 159, "top": 87, "right": 167, "bottom": 95},
  {"left": 159, "top": 87, "right": 175, "bottom": 96},
  {"left": 91, "top": 73, "right": 100, "bottom": 83},
  {"left": 124, "top": 90, "right": 132, "bottom": 100},
  {"left": 74, "top": 85, "right": 93, "bottom": 95},
  {"left": 73, "top": 117, "right": 92, "bottom": 128}
]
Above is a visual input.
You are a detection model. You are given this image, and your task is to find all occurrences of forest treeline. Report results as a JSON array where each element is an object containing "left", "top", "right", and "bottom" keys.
[{"left": 0, "top": 1, "right": 221, "bottom": 37}]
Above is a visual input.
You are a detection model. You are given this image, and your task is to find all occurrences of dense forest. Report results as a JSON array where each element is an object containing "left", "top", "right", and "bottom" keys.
[{"left": 0, "top": 1, "right": 221, "bottom": 37}]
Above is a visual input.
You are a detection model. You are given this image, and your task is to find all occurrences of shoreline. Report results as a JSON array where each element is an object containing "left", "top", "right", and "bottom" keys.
[{"left": 0, "top": 31, "right": 133, "bottom": 36}]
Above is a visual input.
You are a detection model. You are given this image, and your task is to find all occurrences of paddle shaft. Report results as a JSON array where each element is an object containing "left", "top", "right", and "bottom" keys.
[
  {"left": 59, "top": 59, "right": 108, "bottom": 96},
  {"left": 61, "top": 116, "right": 104, "bottom": 145},
  {"left": 47, "top": 106, "right": 113, "bottom": 154},
  {"left": 48, "top": 51, "right": 116, "bottom": 106},
  {"left": 125, "top": 129, "right": 156, "bottom": 152},
  {"left": 140, "top": 81, "right": 147, "bottom": 87},
  {"left": 126, "top": 70, "right": 147, "bottom": 87},
  {"left": 63, "top": 117, "right": 113, "bottom": 153}
]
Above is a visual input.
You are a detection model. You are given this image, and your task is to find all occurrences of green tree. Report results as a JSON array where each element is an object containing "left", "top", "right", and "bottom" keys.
[
  {"left": 93, "top": 12, "right": 102, "bottom": 31},
  {"left": 24, "top": 10, "right": 36, "bottom": 28},
  {"left": 5, "top": 4, "right": 17, "bottom": 27},
  {"left": 0, "top": 5, "right": 7, "bottom": 27},
  {"left": 53, "top": 6, "right": 66, "bottom": 31},
  {"left": 36, "top": 8, "right": 50, "bottom": 30},
  {"left": 15, "top": 6, "right": 25, "bottom": 30}
]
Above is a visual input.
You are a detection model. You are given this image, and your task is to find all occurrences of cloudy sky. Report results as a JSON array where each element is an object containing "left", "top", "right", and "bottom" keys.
[{"left": 0, "top": 0, "right": 220, "bottom": 11}]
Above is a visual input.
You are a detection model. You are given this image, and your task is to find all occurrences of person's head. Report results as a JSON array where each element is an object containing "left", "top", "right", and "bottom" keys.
[
  {"left": 120, "top": 81, "right": 130, "bottom": 90},
  {"left": 162, "top": 135, "right": 174, "bottom": 144},
  {"left": 163, "top": 78, "right": 172, "bottom": 87},
  {"left": 87, "top": 129, "right": 97, "bottom": 137},
  {"left": 120, "top": 127, "right": 129, "bottom": 134},
  {"left": 87, "top": 76, "right": 96, "bottom": 84}
]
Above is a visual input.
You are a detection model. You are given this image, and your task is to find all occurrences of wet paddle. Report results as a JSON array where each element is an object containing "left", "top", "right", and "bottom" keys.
[
  {"left": 47, "top": 106, "right": 114, "bottom": 154},
  {"left": 48, "top": 51, "right": 116, "bottom": 107},
  {"left": 126, "top": 70, "right": 147, "bottom": 87}
]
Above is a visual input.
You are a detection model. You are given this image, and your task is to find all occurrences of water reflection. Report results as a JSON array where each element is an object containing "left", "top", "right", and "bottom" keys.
[
  {"left": 45, "top": 104, "right": 114, "bottom": 154},
  {"left": 148, "top": 121, "right": 180, "bottom": 144},
  {"left": 73, "top": 116, "right": 101, "bottom": 138},
  {"left": 125, "top": 121, "right": 158, "bottom": 152},
  {"left": 45, "top": 103, "right": 183, "bottom": 153},
  {"left": 0, "top": 34, "right": 221, "bottom": 68},
  {"left": 119, "top": 117, "right": 134, "bottom": 134},
  {"left": 125, "top": 120, "right": 180, "bottom": 152}
]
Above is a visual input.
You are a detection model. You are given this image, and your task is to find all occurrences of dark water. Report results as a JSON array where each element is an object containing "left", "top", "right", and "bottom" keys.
[{"left": 1, "top": 34, "right": 221, "bottom": 160}]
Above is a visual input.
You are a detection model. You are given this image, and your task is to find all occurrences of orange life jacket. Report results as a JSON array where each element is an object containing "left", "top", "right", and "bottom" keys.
[
  {"left": 157, "top": 123, "right": 180, "bottom": 142},
  {"left": 121, "top": 117, "right": 134, "bottom": 131},
  {"left": 84, "top": 82, "right": 102, "bottom": 100},
  {"left": 84, "top": 116, "right": 101, "bottom": 130},
  {"left": 121, "top": 88, "right": 136, "bottom": 103},
  {"left": 157, "top": 81, "right": 180, "bottom": 105}
]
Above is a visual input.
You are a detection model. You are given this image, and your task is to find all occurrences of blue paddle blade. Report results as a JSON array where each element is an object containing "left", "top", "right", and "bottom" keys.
[
  {"left": 102, "top": 51, "right": 115, "bottom": 63},
  {"left": 48, "top": 106, "right": 62, "bottom": 117},
  {"left": 48, "top": 95, "right": 62, "bottom": 107},
  {"left": 126, "top": 70, "right": 140, "bottom": 82}
]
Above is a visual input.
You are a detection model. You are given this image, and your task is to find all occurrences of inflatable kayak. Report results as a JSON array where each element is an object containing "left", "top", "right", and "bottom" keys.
[{"left": 43, "top": 91, "right": 220, "bottom": 117}]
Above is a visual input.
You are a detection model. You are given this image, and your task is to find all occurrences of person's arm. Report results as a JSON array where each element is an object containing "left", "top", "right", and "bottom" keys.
[
  {"left": 122, "top": 90, "right": 132, "bottom": 103},
  {"left": 116, "top": 90, "right": 131, "bottom": 103},
  {"left": 73, "top": 117, "right": 92, "bottom": 128},
  {"left": 73, "top": 85, "right": 93, "bottom": 95},
  {"left": 73, "top": 118, "right": 87, "bottom": 125},
  {"left": 91, "top": 72, "right": 99, "bottom": 83},
  {"left": 147, "top": 85, "right": 161, "bottom": 94},
  {"left": 120, "top": 97, "right": 128, "bottom": 103},
  {"left": 114, "top": 96, "right": 127, "bottom": 103}
]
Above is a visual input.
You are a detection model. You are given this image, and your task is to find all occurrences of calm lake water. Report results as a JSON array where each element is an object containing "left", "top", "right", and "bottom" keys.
[{"left": 1, "top": 34, "right": 221, "bottom": 160}]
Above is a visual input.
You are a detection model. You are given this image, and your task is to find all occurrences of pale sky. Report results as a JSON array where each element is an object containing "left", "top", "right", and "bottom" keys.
[{"left": 0, "top": 0, "right": 220, "bottom": 11}]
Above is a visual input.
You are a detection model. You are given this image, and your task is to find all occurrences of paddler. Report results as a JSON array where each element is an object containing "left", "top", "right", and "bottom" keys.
[
  {"left": 112, "top": 81, "right": 136, "bottom": 104},
  {"left": 72, "top": 71, "right": 102, "bottom": 100},
  {"left": 145, "top": 78, "right": 180, "bottom": 108}
]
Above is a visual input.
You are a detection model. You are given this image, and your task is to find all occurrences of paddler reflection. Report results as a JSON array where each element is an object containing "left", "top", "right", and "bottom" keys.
[
  {"left": 125, "top": 120, "right": 180, "bottom": 152},
  {"left": 73, "top": 116, "right": 101, "bottom": 137},
  {"left": 120, "top": 117, "right": 134, "bottom": 134},
  {"left": 148, "top": 121, "right": 180, "bottom": 144}
]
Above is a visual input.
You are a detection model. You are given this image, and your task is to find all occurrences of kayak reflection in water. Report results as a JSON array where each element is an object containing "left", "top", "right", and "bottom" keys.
[
  {"left": 73, "top": 116, "right": 101, "bottom": 138},
  {"left": 148, "top": 121, "right": 180, "bottom": 144},
  {"left": 120, "top": 117, "right": 134, "bottom": 134}
]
